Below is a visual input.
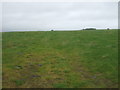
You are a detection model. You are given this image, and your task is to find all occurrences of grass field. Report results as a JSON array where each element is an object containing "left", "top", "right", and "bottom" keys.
[{"left": 2, "top": 30, "right": 118, "bottom": 88}]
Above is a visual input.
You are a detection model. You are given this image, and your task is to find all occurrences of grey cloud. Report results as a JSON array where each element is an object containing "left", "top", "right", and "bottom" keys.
[
  {"left": 2, "top": 2, "right": 118, "bottom": 31},
  {"left": 0, "top": 3, "right": 2, "bottom": 32}
]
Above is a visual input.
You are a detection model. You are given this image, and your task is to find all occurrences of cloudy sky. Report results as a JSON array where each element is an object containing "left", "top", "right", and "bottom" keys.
[{"left": 2, "top": 2, "right": 118, "bottom": 31}]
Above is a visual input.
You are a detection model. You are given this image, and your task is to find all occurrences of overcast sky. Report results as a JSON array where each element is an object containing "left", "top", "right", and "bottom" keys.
[{"left": 2, "top": 2, "right": 118, "bottom": 31}]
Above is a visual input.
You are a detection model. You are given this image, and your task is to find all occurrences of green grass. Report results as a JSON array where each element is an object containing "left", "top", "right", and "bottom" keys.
[
  {"left": 2, "top": 30, "right": 118, "bottom": 88},
  {"left": 13, "top": 79, "right": 25, "bottom": 86}
]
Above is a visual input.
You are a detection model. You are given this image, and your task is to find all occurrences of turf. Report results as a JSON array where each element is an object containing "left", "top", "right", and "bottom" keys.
[{"left": 2, "top": 30, "right": 118, "bottom": 88}]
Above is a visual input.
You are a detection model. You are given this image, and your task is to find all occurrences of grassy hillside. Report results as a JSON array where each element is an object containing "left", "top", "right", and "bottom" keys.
[{"left": 2, "top": 30, "right": 118, "bottom": 88}]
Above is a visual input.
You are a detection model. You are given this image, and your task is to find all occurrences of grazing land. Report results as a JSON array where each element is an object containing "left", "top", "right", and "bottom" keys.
[{"left": 2, "top": 30, "right": 118, "bottom": 88}]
